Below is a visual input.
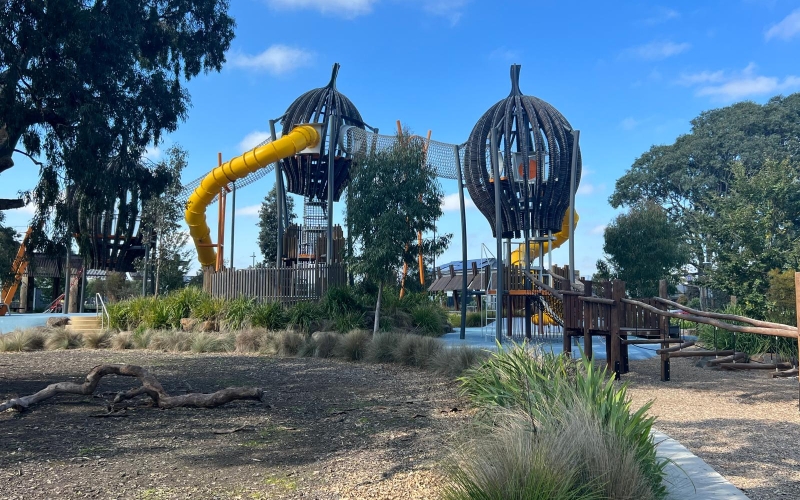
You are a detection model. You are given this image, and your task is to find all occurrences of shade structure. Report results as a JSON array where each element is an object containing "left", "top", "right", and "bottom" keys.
[
  {"left": 463, "top": 65, "right": 581, "bottom": 238},
  {"left": 279, "top": 64, "right": 365, "bottom": 203}
]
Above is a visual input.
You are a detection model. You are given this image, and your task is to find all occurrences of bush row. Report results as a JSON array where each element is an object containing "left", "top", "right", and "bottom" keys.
[
  {"left": 0, "top": 327, "right": 488, "bottom": 378},
  {"left": 105, "top": 286, "right": 452, "bottom": 336}
]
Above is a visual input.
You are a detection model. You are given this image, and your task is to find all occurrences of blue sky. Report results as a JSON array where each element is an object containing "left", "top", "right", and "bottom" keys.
[{"left": 4, "top": 0, "right": 800, "bottom": 276}]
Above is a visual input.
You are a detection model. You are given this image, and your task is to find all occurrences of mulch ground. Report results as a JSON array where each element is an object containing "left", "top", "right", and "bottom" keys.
[{"left": 0, "top": 350, "right": 469, "bottom": 499}]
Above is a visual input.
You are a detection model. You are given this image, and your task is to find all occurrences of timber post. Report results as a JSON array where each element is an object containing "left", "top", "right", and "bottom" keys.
[
  {"left": 610, "top": 280, "right": 625, "bottom": 380},
  {"left": 582, "top": 279, "right": 593, "bottom": 359},
  {"left": 659, "top": 279, "right": 670, "bottom": 381}
]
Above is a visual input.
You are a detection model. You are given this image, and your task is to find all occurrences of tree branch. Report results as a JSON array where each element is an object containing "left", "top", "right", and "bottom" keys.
[
  {"left": 0, "top": 198, "right": 26, "bottom": 210},
  {"left": 1, "top": 364, "right": 265, "bottom": 413},
  {"left": 13, "top": 148, "right": 43, "bottom": 167}
]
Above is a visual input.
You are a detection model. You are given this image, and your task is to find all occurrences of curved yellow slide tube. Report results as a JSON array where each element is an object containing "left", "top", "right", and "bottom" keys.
[
  {"left": 510, "top": 209, "right": 579, "bottom": 267},
  {"left": 185, "top": 125, "right": 321, "bottom": 268}
]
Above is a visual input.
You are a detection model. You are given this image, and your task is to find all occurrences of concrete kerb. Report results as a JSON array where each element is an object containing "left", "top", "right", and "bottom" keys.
[{"left": 655, "top": 430, "right": 750, "bottom": 499}]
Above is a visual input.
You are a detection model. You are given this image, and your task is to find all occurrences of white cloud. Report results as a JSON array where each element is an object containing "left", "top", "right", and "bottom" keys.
[
  {"left": 620, "top": 117, "right": 640, "bottom": 131},
  {"left": 643, "top": 7, "right": 679, "bottom": 25},
  {"left": 229, "top": 45, "right": 314, "bottom": 75},
  {"left": 624, "top": 41, "right": 690, "bottom": 60},
  {"left": 266, "top": 0, "right": 376, "bottom": 17},
  {"left": 766, "top": 8, "right": 800, "bottom": 41},
  {"left": 19, "top": 202, "right": 36, "bottom": 215},
  {"left": 420, "top": 0, "right": 471, "bottom": 25},
  {"left": 441, "top": 193, "right": 476, "bottom": 212},
  {"left": 577, "top": 183, "right": 605, "bottom": 196},
  {"left": 239, "top": 131, "right": 272, "bottom": 153},
  {"left": 144, "top": 145, "right": 161, "bottom": 161},
  {"left": 590, "top": 224, "right": 607, "bottom": 235},
  {"left": 489, "top": 47, "right": 521, "bottom": 62},
  {"left": 681, "top": 63, "right": 800, "bottom": 101},
  {"left": 236, "top": 204, "right": 261, "bottom": 217}
]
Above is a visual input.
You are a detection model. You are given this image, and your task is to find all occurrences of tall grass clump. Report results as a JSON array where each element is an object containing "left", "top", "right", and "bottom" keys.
[
  {"left": 191, "top": 332, "right": 230, "bottom": 353},
  {"left": 45, "top": 329, "right": 84, "bottom": 350},
  {"left": 223, "top": 296, "right": 256, "bottom": 330},
  {"left": 165, "top": 287, "right": 208, "bottom": 327},
  {"left": 82, "top": 330, "right": 112, "bottom": 349},
  {"left": 287, "top": 301, "right": 321, "bottom": 333},
  {"left": 150, "top": 330, "right": 193, "bottom": 352},
  {"left": 0, "top": 329, "right": 47, "bottom": 352},
  {"left": 366, "top": 332, "right": 403, "bottom": 363},
  {"left": 132, "top": 328, "right": 155, "bottom": 349},
  {"left": 323, "top": 286, "right": 362, "bottom": 317},
  {"left": 455, "top": 345, "right": 667, "bottom": 499},
  {"left": 393, "top": 334, "right": 443, "bottom": 369},
  {"left": 250, "top": 302, "right": 287, "bottom": 330},
  {"left": 276, "top": 331, "right": 305, "bottom": 356},
  {"left": 411, "top": 303, "right": 450, "bottom": 336},
  {"left": 111, "top": 331, "right": 134, "bottom": 349},
  {"left": 191, "top": 296, "right": 226, "bottom": 322},
  {"left": 313, "top": 332, "right": 340, "bottom": 358},
  {"left": 430, "top": 346, "right": 489, "bottom": 377},
  {"left": 334, "top": 329, "right": 371, "bottom": 361}
]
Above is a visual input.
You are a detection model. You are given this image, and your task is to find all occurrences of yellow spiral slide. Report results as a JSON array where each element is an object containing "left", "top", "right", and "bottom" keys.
[
  {"left": 510, "top": 209, "right": 579, "bottom": 266},
  {"left": 185, "top": 125, "right": 321, "bottom": 268}
]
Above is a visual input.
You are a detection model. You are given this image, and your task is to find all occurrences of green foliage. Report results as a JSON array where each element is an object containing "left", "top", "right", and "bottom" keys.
[
  {"left": 347, "top": 129, "right": 448, "bottom": 332},
  {"left": 323, "top": 286, "right": 362, "bottom": 317},
  {"left": 313, "top": 332, "right": 341, "bottom": 358},
  {"left": 598, "top": 201, "right": 689, "bottom": 297},
  {"left": 0, "top": 216, "right": 19, "bottom": 286},
  {"left": 191, "top": 296, "right": 226, "bottom": 322},
  {"left": 287, "top": 301, "right": 321, "bottom": 333},
  {"left": 458, "top": 346, "right": 666, "bottom": 498},
  {"left": 164, "top": 287, "right": 207, "bottom": 326},
  {"left": 410, "top": 303, "right": 450, "bottom": 336},
  {"left": 696, "top": 303, "right": 796, "bottom": 359},
  {"left": 611, "top": 95, "right": 800, "bottom": 315},
  {"left": 333, "top": 311, "right": 365, "bottom": 333},
  {"left": 257, "top": 184, "right": 297, "bottom": 265},
  {"left": 366, "top": 332, "right": 402, "bottom": 363},
  {"left": 223, "top": 296, "right": 256, "bottom": 331},
  {"left": 704, "top": 160, "right": 800, "bottom": 317},
  {"left": 250, "top": 302, "right": 287, "bottom": 330},
  {"left": 1, "top": 1, "right": 235, "bottom": 232},
  {"left": 766, "top": 269, "right": 797, "bottom": 325}
]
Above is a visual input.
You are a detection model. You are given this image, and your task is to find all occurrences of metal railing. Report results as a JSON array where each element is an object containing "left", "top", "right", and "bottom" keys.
[{"left": 95, "top": 293, "right": 110, "bottom": 330}]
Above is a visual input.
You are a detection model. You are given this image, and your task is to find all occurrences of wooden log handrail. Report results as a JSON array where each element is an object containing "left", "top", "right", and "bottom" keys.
[
  {"left": 651, "top": 297, "right": 795, "bottom": 331},
  {"left": 579, "top": 296, "right": 615, "bottom": 305},
  {"left": 656, "top": 341, "right": 696, "bottom": 354},
  {"left": 521, "top": 270, "right": 563, "bottom": 299},
  {"left": 620, "top": 298, "right": 798, "bottom": 339}
]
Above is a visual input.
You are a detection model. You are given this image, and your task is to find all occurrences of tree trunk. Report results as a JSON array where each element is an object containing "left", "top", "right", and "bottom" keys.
[
  {"left": 373, "top": 281, "right": 383, "bottom": 334},
  {"left": 0, "top": 364, "right": 264, "bottom": 413}
]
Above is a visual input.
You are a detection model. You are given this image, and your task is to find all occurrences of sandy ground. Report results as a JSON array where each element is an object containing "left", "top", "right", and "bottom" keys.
[{"left": 624, "top": 355, "right": 800, "bottom": 500}]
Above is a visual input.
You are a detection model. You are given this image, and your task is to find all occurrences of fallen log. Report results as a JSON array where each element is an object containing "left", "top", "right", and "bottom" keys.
[
  {"left": 656, "top": 341, "right": 696, "bottom": 354},
  {"left": 622, "top": 338, "right": 688, "bottom": 345},
  {"left": 771, "top": 368, "right": 799, "bottom": 378},
  {"left": 718, "top": 362, "right": 793, "bottom": 371},
  {"left": 706, "top": 352, "right": 747, "bottom": 366},
  {"left": 0, "top": 364, "right": 264, "bottom": 413},
  {"left": 668, "top": 349, "right": 734, "bottom": 358}
]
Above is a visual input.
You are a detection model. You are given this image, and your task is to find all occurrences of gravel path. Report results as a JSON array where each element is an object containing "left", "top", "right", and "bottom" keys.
[{"left": 624, "top": 355, "right": 800, "bottom": 500}]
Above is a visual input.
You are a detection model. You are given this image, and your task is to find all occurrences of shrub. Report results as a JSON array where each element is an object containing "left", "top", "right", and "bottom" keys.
[
  {"left": 222, "top": 296, "right": 256, "bottom": 331},
  {"left": 45, "top": 329, "right": 83, "bottom": 350},
  {"left": 430, "top": 346, "right": 490, "bottom": 377},
  {"left": 297, "top": 335, "right": 319, "bottom": 357},
  {"left": 251, "top": 302, "right": 287, "bottom": 330},
  {"left": 235, "top": 329, "right": 263, "bottom": 352},
  {"left": 466, "top": 312, "right": 483, "bottom": 328},
  {"left": 150, "top": 330, "right": 193, "bottom": 352},
  {"left": 366, "top": 331, "right": 403, "bottom": 363},
  {"left": 287, "top": 301, "right": 321, "bottom": 333},
  {"left": 459, "top": 345, "right": 667, "bottom": 498},
  {"left": 394, "top": 334, "right": 443, "bottom": 369},
  {"left": 132, "top": 328, "right": 155, "bottom": 349},
  {"left": 277, "top": 331, "right": 305, "bottom": 356},
  {"left": 82, "top": 330, "right": 112, "bottom": 349},
  {"left": 323, "top": 286, "right": 361, "bottom": 317},
  {"left": 191, "top": 332, "right": 229, "bottom": 353},
  {"left": 0, "top": 329, "right": 47, "bottom": 352},
  {"left": 334, "top": 329, "right": 371, "bottom": 361},
  {"left": 191, "top": 296, "right": 226, "bottom": 322},
  {"left": 165, "top": 287, "right": 208, "bottom": 326},
  {"left": 111, "top": 331, "right": 134, "bottom": 349},
  {"left": 333, "top": 311, "right": 365, "bottom": 333},
  {"left": 411, "top": 303, "right": 449, "bottom": 336},
  {"left": 313, "top": 332, "right": 340, "bottom": 358}
]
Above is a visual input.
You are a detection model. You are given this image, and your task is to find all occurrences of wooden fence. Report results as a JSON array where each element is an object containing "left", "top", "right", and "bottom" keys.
[{"left": 203, "top": 264, "right": 347, "bottom": 305}]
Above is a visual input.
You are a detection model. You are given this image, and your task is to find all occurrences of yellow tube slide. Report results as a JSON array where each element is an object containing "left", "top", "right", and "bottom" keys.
[
  {"left": 185, "top": 125, "right": 321, "bottom": 267},
  {"left": 510, "top": 209, "right": 579, "bottom": 266}
]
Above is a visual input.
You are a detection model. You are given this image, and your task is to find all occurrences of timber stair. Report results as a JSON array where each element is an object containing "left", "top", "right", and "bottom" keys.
[{"left": 65, "top": 316, "right": 103, "bottom": 335}]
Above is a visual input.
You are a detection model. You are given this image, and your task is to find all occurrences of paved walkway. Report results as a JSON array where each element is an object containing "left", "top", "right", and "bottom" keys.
[{"left": 0, "top": 312, "right": 96, "bottom": 333}]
